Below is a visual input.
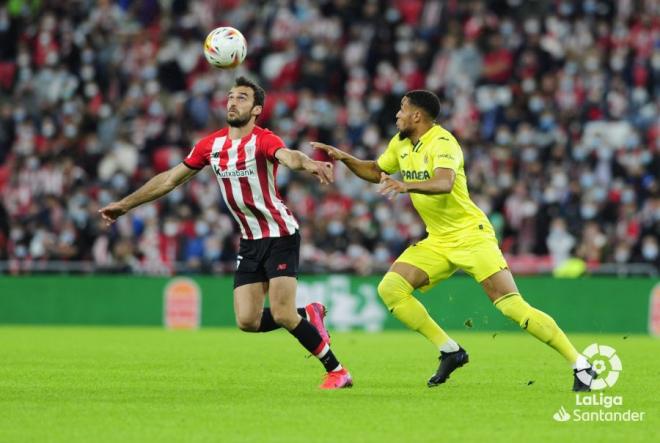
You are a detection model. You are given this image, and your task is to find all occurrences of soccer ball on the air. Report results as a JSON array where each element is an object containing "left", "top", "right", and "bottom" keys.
[{"left": 203, "top": 27, "right": 247, "bottom": 69}]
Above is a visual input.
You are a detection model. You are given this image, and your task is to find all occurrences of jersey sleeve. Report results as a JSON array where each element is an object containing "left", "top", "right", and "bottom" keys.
[
  {"left": 259, "top": 131, "right": 287, "bottom": 162},
  {"left": 376, "top": 135, "right": 400, "bottom": 174},
  {"left": 430, "top": 136, "right": 462, "bottom": 172},
  {"left": 183, "top": 137, "right": 212, "bottom": 170}
]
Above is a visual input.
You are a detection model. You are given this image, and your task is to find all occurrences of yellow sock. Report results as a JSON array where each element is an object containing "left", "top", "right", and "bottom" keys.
[
  {"left": 377, "top": 272, "right": 450, "bottom": 347},
  {"left": 494, "top": 293, "right": 579, "bottom": 364}
]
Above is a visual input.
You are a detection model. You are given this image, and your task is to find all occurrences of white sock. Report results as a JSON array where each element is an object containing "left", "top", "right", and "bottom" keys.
[
  {"left": 439, "top": 338, "right": 460, "bottom": 353},
  {"left": 572, "top": 354, "right": 590, "bottom": 370}
]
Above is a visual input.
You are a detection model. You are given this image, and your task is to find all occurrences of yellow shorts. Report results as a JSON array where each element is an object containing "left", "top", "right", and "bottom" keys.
[{"left": 396, "top": 231, "right": 509, "bottom": 292}]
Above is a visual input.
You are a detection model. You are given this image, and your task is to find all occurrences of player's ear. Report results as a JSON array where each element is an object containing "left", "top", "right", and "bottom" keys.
[{"left": 251, "top": 105, "right": 262, "bottom": 118}]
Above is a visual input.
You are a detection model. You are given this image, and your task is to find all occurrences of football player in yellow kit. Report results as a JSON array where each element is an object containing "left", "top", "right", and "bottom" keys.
[{"left": 313, "top": 90, "right": 595, "bottom": 391}]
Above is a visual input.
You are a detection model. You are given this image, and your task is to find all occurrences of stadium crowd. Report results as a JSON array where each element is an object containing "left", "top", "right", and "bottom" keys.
[{"left": 0, "top": 0, "right": 658, "bottom": 274}]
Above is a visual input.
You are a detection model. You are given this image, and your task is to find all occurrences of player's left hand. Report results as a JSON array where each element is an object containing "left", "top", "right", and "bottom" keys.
[
  {"left": 379, "top": 172, "right": 407, "bottom": 199},
  {"left": 306, "top": 160, "right": 334, "bottom": 185}
]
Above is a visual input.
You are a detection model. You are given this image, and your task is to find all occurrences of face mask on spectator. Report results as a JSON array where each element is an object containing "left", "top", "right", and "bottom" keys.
[
  {"left": 539, "top": 113, "right": 555, "bottom": 131},
  {"left": 528, "top": 96, "right": 544, "bottom": 113},
  {"left": 0, "top": 9, "right": 8, "bottom": 31},
  {"left": 524, "top": 18, "right": 539, "bottom": 34},
  {"left": 352, "top": 203, "right": 368, "bottom": 217},
  {"left": 368, "top": 96, "right": 384, "bottom": 113},
  {"left": 195, "top": 221, "right": 210, "bottom": 237},
  {"left": 580, "top": 173, "right": 595, "bottom": 189},
  {"left": 565, "top": 61, "right": 578, "bottom": 75},
  {"left": 14, "top": 108, "right": 26, "bottom": 122},
  {"left": 614, "top": 246, "right": 630, "bottom": 263},
  {"left": 363, "top": 127, "right": 380, "bottom": 147},
  {"left": 141, "top": 204, "right": 157, "bottom": 221},
  {"left": 61, "top": 229, "right": 75, "bottom": 245},
  {"left": 82, "top": 49, "right": 94, "bottom": 64},
  {"left": 99, "top": 190, "right": 113, "bottom": 206},
  {"left": 381, "top": 225, "right": 397, "bottom": 242},
  {"left": 27, "top": 156, "right": 39, "bottom": 170},
  {"left": 621, "top": 189, "right": 635, "bottom": 205},
  {"left": 164, "top": 221, "right": 178, "bottom": 237},
  {"left": 585, "top": 56, "right": 600, "bottom": 72},
  {"left": 81, "top": 65, "right": 95, "bottom": 81},
  {"left": 167, "top": 188, "right": 184, "bottom": 204},
  {"left": 522, "top": 78, "right": 536, "bottom": 93},
  {"left": 592, "top": 188, "right": 607, "bottom": 202},
  {"left": 495, "top": 129, "right": 512, "bottom": 145},
  {"left": 17, "top": 51, "right": 30, "bottom": 67},
  {"left": 580, "top": 203, "right": 598, "bottom": 219},
  {"left": 64, "top": 124, "right": 77, "bottom": 138},
  {"left": 327, "top": 220, "right": 345, "bottom": 236},
  {"left": 374, "top": 246, "right": 390, "bottom": 263},
  {"left": 642, "top": 241, "right": 658, "bottom": 261},
  {"left": 99, "top": 104, "right": 112, "bottom": 119},
  {"left": 111, "top": 173, "right": 128, "bottom": 191},
  {"left": 501, "top": 21, "right": 514, "bottom": 36},
  {"left": 374, "top": 205, "right": 390, "bottom": 223},
  {"left": 517, "top": 129, "right": 534, "bottom": 146},
  {"left": 42, "top": 122, "right": 56, "bottom": 138},
  {"left": 10, "top": 227, "right": 24, "bottom": 241},
  {"left": 652, "top": 52, "right": 660, "bottom": 70},
  {"left": 610, "top": 56, "right": 625, "bottom": 72}
]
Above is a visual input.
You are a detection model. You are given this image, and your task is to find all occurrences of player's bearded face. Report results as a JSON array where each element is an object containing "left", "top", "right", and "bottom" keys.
[
  {"left": 396, "top": 98, "right": 415, "bottom": 140},
  {"left": 226, "top": 107, "right": 252, "bottom": 127},
  {"left": 226, "top": 87, "right": 259, "bottom": 127}
]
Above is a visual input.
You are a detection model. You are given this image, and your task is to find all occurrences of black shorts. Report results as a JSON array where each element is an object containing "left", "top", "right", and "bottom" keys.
[{"left": 234, "top": 231, "right": 300, "bottom": 288}]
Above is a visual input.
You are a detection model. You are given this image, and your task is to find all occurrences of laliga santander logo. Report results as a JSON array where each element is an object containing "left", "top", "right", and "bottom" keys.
[{"left": 576, "top": 343, "right": 622, "bottom": 390}]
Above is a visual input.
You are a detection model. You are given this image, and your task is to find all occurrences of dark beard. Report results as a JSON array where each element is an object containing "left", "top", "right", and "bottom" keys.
[
  {"left": 227, "top": 114, "right": 251, "bottom": 127},
  {"left": 398, "top": 128, "right": 412, "bottom": 140}
]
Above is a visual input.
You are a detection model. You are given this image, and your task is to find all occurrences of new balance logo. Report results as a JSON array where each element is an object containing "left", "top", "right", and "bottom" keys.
[
  {"left": 277, "top": 263, "right": 288, "bottom": 271},
  {"left": 553, "top": 406, "right": 571, "bottom": 422}
]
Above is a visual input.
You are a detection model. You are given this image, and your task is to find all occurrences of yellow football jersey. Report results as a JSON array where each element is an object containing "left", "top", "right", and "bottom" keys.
[{"left": 377, "top": 125, "right": 492, "bottom": 240}]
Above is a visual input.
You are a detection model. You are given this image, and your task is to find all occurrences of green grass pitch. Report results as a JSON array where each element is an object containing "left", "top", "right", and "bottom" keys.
[{"left": 0, "top": 326, "right": 657, "bottom": 443}]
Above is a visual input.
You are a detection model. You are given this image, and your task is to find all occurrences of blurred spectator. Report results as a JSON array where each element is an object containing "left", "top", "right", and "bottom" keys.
[{"left": 0, "top": 0, "right": 658, "bottom": 275}]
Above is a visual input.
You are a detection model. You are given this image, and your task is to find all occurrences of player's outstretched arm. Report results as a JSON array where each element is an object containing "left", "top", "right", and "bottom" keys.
[
  {"left": 275, "top": 148, "right": 334, "bottom": 185},
  {"left": 311, "top": 142, "right": 382, "bottom": 183},
  {"left": 99, "top": 163, "right": 199, "bottom": 224}
]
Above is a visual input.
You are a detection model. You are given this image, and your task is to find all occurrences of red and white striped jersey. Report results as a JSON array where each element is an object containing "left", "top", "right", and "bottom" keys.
[{"left": 183, "top": 126, "right": 299, "bottom": 240}]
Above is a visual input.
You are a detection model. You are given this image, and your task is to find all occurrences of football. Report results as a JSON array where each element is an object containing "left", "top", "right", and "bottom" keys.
[{"left": 203, "top": 26, "right": 247, "bottom": 69}]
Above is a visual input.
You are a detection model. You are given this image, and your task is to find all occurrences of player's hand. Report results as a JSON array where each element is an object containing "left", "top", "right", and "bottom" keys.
[
  {"left": 98, "top": 202, "right": 128, "bottom": 225},
  {"left": 379, "top": 172, "right": 407, "bottom": 199},
  {"left": 305, "top": 160, "right": 334, "bottom": 185},
  {"left": 310, "top": 142, "right": 347, "bottom": 161}
]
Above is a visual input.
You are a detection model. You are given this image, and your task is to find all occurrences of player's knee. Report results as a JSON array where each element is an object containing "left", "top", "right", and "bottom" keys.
[
  {"left": 270, "top": 307, "right": 298, "bottom": 330},
  {"left": 378, "top": 272, "right": 413, "bottom": 311},
  {"left": 494, "top": 293, "right": 532, "bottom": 327},
  {"left": 235, "top": 315, "right": 260, "bottom": 332}
]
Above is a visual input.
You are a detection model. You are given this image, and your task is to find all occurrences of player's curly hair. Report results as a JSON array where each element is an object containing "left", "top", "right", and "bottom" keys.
[
  {"left": 234, "top": 76, "right": 265, "bottom": 108},
  {"left": 405, "top": 90, "right": 440, "bottom": 121}
]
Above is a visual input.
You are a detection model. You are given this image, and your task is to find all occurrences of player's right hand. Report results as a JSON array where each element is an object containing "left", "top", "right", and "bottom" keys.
[
  {"left": 310, "top": 142, "right": 347, "bottom": 161},
  {"left": 307, "top": 160, "right": 334, "bottom": 185},
  {"left": 98, "top": 202, "right": 128, "bottom": 225}
]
